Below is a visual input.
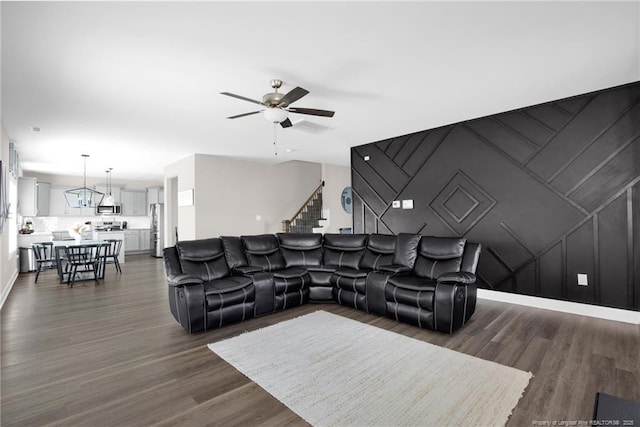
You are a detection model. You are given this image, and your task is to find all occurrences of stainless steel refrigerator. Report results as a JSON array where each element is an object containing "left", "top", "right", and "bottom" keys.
[{"left": 150, "top": 203, "right": 164, "bottom": 257}]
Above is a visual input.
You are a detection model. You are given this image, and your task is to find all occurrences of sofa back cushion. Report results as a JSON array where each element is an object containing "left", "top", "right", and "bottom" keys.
[
  {"left": 220, "top": 235, "right": 248, "bottom": 269},
  {"left": 460, "top": 242, "right": 481, "bottom": 274},
  {"left": 413, "top": 236, "right": 466, "bottom": 279},
  {"left": 360, "top": 234, "right": 396, "bottom": 270},
  {"left": 392, "top": 233, "right": 421, "bottom": 268},
  {"left": 322, "top": 234, "right": 368, "bottom": 269},
  {"left": 276, "top": 233, "right": 323, "bottom": 267},
  {"left": 242, "top": 234, "right": 285, "bottom": 271},
  {"left": 176, "top": 238, "right": 230, "bottom": 281}
]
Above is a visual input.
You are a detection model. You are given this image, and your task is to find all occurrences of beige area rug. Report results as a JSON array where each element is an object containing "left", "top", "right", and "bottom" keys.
[{"left": 208, "top": 311, "right": 532, "bottom": 426}]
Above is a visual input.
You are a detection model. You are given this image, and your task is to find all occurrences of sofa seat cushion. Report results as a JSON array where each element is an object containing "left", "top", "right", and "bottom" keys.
[
  {"left": 307, "top": 267, "right": 334, "bottom": 289},
  {"left": 272, "top": 267, "right": 308, "bottom": 279},
  {"left": 332, "top": 269, "right": 369, "bottom": 294},
  {"left": 308, "top": 266, "right": 337, "bottom": 273},
  {"left": 333, "top": 268, "right": 369, "bottom": 279},
  {"left": 272, "top": 268, "right": 310, "bottom": 294},
  {"left": 388, "top": 275, "right": 437, "bottom": 292},
  {"left": 202, "top": 276, "right": 253, "bottom": 295},
  {"left": 203, "top": 276, "right": 253, "bottom": 295},
  {"left": 204, "top": 277, "right": 255, "bottom": 311},
  {"left": 386, "top": 283, "right": 435, "bottom": 312}
]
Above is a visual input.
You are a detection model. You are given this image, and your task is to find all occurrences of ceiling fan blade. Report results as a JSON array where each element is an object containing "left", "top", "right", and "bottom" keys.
[
  {"left": 220, "top": 92, "right": 265, "bottom": 106},
  {"left": 277, "top": 87, "right": 309, "bottom": 106},
  {"left": 287, "top": 107, "right": 335, "bottom": 118},
  {"left": 226, "top": 110, "right": 262, "bottom": 119},
  {"left": 280, "top": 118, "right": 293, "bottom": 128}
]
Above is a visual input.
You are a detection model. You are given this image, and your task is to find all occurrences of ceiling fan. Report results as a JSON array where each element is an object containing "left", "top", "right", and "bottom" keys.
[{"left": 221, "top": 79, "right": 335, "bottom": 128}]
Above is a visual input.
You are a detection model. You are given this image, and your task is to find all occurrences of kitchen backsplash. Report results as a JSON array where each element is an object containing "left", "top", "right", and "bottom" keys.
[{"left": 28, "top": 216, "right": 151, "bottom": 232}]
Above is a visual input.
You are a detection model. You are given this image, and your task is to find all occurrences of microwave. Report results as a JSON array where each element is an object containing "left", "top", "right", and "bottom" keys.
[{"left": 96, "top": 204, "right": 122, "bottom": 215}]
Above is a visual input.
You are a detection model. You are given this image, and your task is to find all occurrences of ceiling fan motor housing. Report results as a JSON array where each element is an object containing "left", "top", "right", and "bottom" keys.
[{"left": 263, "top": 92, "right": 285, "bottom": 107}]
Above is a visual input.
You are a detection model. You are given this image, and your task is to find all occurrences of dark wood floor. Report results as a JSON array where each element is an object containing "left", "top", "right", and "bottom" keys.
[{"left": 1, "top": 254, "right": 638, "bottom": 426}]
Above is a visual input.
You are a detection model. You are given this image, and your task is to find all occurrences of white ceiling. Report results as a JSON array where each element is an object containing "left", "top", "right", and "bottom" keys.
[{"left": 2, "top": 1, "right": 639, "bottom": 183}]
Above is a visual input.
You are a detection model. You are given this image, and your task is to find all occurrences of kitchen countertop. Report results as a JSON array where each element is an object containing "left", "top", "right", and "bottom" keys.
[{"left": 17, "top": 232, "right": 54, "bottom": 246}]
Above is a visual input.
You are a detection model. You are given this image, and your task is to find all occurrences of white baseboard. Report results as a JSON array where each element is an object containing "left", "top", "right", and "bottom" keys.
[
  {"left": 0, "top": 270, "right": 19, "bottom": 310},
  {"left": 477, "top": 289, "right": 640, "bottom": 325}
]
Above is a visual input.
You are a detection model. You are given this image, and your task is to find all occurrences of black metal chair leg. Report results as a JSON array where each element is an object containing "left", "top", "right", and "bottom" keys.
[
  {"left": 114, "top": 257, "right": 122, "bottom": 273},
  {"left": 68, "top": 265, "right": 77, "bottom": 287}
]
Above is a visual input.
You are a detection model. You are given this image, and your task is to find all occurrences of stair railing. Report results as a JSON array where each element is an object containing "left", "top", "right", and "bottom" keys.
[{"left": 282, "top": 181, "right": 325, "bottom": 233}]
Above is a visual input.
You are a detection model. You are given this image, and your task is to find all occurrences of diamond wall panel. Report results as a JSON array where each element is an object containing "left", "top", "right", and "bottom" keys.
[{"left": 352, "top": 81, "right": 640, "bottom": 311}]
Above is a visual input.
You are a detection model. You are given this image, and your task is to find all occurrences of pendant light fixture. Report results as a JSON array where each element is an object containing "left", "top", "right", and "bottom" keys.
[
  {"left": 102, "top": 168, "right": 114, "bottom": 205},
  {"left": 64, "top": 154, "right": 104, "bottom": 208}
]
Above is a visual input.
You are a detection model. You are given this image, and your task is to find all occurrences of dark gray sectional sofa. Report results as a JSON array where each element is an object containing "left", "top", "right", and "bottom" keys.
[{"left": 163, "top": 233, "right": 481, "bottom": 334}]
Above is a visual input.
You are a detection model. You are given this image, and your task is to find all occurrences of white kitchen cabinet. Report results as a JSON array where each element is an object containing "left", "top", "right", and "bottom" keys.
[
  {"left": 147, "top": 187, "right": 164, "bottom": 205},
  {"left": 124, "top": 230, "right": 140, "bottom": 252},
  {"left": 93, "top": 230, "right": 125, "bottom": 264},
  {"left": 121, "top": 190, "right": 147, "bottom": 216},
  {"left": 36, "top": 182, "right": 50, "bottom": 216},
  {"left": 139, "top": 229, "right": 151, "bottom": 251},
  {"left": 48, "top": 186, "right": 72, "bottom": 216},
  {"left": 18, "top": 177, "right": 38, "bottom": 216},
  {"left": 123, "top": 229, "right": 151, "bottom": 253}
]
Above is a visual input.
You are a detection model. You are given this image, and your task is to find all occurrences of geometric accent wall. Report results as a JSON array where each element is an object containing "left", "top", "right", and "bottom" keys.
[{"left": 352, "top": 81, "right": 640, "bottom": 311}]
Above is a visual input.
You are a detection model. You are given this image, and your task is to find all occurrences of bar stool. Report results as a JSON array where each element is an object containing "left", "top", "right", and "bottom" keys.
[
  {"left": 32, "top": 242, "right": 55, "bottom": 283},
  {"left": 103, "top": 239, "right": 123, "bottom": 273}
]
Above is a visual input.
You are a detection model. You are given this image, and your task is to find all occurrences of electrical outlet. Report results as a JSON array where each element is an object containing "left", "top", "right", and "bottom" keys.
[
  {"left": 364, "top": 155, "right": 370, "bottom": 161},
  {"left": 392, "top": 200, "right": 401, "bottom": 208},
  {"left": 577, "top": 273, "right": 588, "bottom": 286},
  {"left": 255, "top": 215, "right": 261, "bottom": 221}
]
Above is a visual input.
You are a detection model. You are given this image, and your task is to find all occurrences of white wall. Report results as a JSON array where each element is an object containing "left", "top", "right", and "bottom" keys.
[
  {"left": 1, "top": 123, "right": 19, "bottom": 309},
  {"left": 637, "top": 1, "right": 640, "bottom": 79},
  {"left": 322, "top": 164, "right": 352, "bottom": 233},
  {"left": 193, "top": 155, "right": 322, "bottom": 238},
  {"left": 164, "top": 154, "right": 323, "bottom": 240},
  {"left": 164, "top": 155, "right": 196, "bottom": 242}
]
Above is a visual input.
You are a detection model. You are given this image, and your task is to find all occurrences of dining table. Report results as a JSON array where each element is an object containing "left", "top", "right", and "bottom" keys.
[{"left": 53, "top": 240, "right": 110, "bottom": 284}]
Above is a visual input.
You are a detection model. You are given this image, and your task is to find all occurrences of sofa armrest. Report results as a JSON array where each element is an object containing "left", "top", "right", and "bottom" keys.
[
  {"left": 167, "top": 274, "right": 203, "bottom": 287},
  {"left": 434, "top": 281, "right": 478, "bottom": 334},
  {"left": 233, "top": 265, "right": 264, "bottom": 274},
  {"left": 437, "top": 271, "right": 476, "bottom": 285},
  {"left": 378, "top": 264, "right": 412, "bottom": 274}
]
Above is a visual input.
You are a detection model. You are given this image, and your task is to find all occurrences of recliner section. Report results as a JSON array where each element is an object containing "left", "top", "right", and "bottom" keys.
[{"left": 163, "top": 233, "right": 481, "bottom": 335}]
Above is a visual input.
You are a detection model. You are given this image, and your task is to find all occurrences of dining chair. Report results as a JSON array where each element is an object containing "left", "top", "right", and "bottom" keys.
[
  {"left": 63, "top": 244, "right": 105, "bottom": 287},
  {"left": 32, "top": 242, "right": 55, "bottom": 283},
  {"left": 103, "top": 239, "right": 123, "bottom": 274}
]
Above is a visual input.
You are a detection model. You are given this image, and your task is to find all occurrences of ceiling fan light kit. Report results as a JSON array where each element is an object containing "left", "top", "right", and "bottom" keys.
[{"left": 263, "top": 107, "right": 288, "bottom": 123}]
